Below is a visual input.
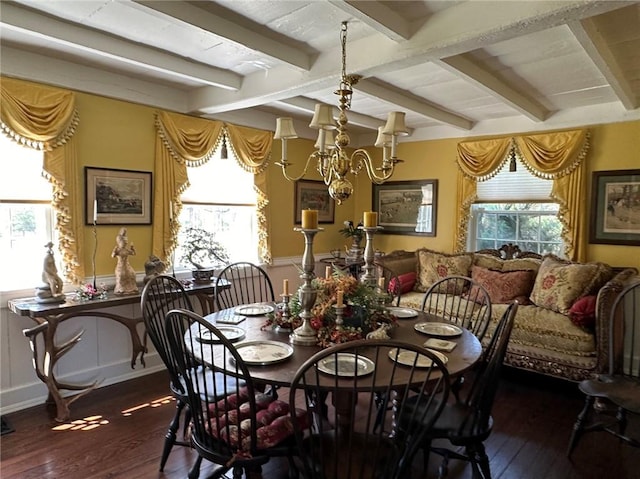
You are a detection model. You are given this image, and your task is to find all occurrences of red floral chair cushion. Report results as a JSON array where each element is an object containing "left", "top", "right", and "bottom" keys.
[{"left": 206, "top": 388, "right": 308, "bottom": 451}]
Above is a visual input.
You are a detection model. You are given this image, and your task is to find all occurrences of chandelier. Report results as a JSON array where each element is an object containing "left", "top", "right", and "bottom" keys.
[{"left": 274, "top": 22, "right": 408, "bottom": 204}]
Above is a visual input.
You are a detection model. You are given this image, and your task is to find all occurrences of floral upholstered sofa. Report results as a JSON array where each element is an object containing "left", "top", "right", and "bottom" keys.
[{"left": 378, "top": 247, "right": 638, "bottom": 382}]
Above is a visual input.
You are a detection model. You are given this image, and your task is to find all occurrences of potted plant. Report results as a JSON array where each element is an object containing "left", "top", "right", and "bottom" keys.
[
  {"left": 181, "top": 227, "right": 229, "bottom": 283},
  {"left": 339, "top": 220, "right": 364, "bottom": 263}
]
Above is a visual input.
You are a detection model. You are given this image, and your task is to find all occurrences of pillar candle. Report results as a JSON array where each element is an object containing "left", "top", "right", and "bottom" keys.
[
  {"left": 325, "top": 265, "right": 332, "bottom": 279},
  {"left": 301, "top": 209, "right": 318, "bottom": 229},
  {"left": 93, "top": 200, "right": 98, "bottom": 223},
  {"left": 363, "top": 211, "right": 378, "bottom": 227},
  {"left": 283, "top": 279, "right": 289, "bottom": 296},
  {"left": 378, "top": 276, "right": 385, "bottom": 289},
  {"left": 336, "top": 289, "right": 344, "bottom": 307}
]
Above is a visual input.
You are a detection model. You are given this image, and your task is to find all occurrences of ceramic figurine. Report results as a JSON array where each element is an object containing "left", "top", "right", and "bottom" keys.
[
  {"left": 35, "top": 242, "right": 65, "bottom": 303},
  {"left": 143, "top": 255, "right": 166, "bottom": 284},
  {"left": 112, "top": 227, "right": 138, "bottom": 295}
]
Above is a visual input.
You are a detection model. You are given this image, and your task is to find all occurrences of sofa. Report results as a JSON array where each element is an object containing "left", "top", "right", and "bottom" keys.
[{"left": 378, "top": 246, "right": 639, "bottom": 382}]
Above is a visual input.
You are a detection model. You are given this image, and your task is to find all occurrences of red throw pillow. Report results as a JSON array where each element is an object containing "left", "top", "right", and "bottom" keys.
[
  {"left": 388, "top": 272, "right": 417, "bottom": 295},
  {"left": 569, "top": 295, "right": 597, "bottom": 330}
]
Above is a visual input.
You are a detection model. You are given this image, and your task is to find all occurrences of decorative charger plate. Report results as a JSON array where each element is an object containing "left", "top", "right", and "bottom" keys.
[
  {"left": 414, "top": 322, "right": 463, "bottom": 337},
  {"left": 234, "top": 340, "right": 293, "bottom": 366},
  {"left": 234, "top": 303, "right": 275, "bottom": 316},
  {"left": 197, "top": 326, "right": 245, "bottom": 343},
  {"left": 388, "top": 348, "right": 449, "bottom": 368},
  {"left": 386, "top": 307, "right": 419, "bottom": 319},
  {"left": 317, "top": 353, "right": 375, "bottom": 377}
]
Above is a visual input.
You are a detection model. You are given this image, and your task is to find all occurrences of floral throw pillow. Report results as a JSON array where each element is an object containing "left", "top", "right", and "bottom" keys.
[
  {"left": 468, "top": 265, "right": 536, "bottom": 304},
  {"left": 415, "top": 249, "right": 473, "bottom": 293},
  {"left": 530, "top": 256, "right": 613, "bottom": 314}
]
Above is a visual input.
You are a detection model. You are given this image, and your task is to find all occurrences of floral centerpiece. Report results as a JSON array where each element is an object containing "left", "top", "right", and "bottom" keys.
[
  {"left": 263, "top": 269, "right": 398, "bottom": 347},
  {"left": 339, "top": 220, "right": 365, "bottom": 264},
  {"left": 74, "top": 283, "right": 108, "bottom": 301}
]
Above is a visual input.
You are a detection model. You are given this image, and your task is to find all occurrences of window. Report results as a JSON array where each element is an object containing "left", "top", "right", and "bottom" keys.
[
  {"left": 175, "top": 145, "right": 258, "bottom": 269},
  {"left": 468, "top": 159, "right": 564, "bottom": 256},
  {"left": 0, "top": 135, "right": 58, "bottom": 291}
]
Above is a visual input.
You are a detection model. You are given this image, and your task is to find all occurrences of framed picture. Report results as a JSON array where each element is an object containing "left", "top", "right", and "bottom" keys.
[
  {"left": 589, "top": 169, "right": 640, "bottom": 245},
  {"left": 294, "top": 180, "right": 335, "bottom": 224},
  {"left": 372, "top": 180, "right": 438, "bottom": 236},
  {"left": 85, "top": 167, "right": 152, "bottom": 225}
]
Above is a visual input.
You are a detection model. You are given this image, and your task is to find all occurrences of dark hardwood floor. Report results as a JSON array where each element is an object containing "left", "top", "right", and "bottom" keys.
[{"left": 1, "top": 368, "right": 638, "bottom": 479}]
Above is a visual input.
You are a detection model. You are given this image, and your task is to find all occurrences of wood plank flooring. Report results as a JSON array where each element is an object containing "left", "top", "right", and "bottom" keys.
[{"left": 1, "top": 368, "right": 638, "bottom": 479}]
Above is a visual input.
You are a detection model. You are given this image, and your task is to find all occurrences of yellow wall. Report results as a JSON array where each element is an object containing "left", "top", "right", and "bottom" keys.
[{"left": 14, "top": 79, "right": 639, "bottom": 275}]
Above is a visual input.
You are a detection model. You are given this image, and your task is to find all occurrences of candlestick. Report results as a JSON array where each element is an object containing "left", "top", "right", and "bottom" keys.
[
  {"left": 283, "top": 278, "right": 289, "bottom": 296},
  {"left": 276, "top": 293, "right": 292, "bottom": 333},
  {"left": 301, "top": 209, "right": 318, "bottom": 229},
  {"left": 363, "top": 211, "right": 378, "bottom": 228},
  {"left": 290, "top": 225, "right": 323, "bottom": 346},
  {"left": 91, "top": 221, "right": 98, "bottom": 290},
  {"left": 359, "top": 225, "right": 382, "bottom": 285},
  {"left": 377, "top": 276, "right": 385, "bottom": 290}
]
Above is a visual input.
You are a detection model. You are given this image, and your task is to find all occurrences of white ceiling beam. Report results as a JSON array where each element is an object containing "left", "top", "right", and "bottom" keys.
[
  {"left": 191, "top": 1, "right": 625, "bottom": 121},
  {"left": 328, "top": 0, "right": 412, "bottom": 41},
  {"left": 0, "top": 3, "right": 241, "bottom": 90},
  {"left": 436, "top": 55, "right": 549, "bottom": 122},
  {"left": 568, "top": 17, "right": 637, "bottom": 110},
  {"left": 135, "top": 0, "right": 312, "bottom": 72},
  {"left": 356, "top": 79, "right": 473, "bottom": 130}
]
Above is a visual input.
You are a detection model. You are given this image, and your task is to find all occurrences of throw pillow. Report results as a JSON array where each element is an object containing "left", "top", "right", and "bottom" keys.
[
  {"left": 468, "top": 265, "right": 536, "bottom": 304},
  {"left": 415, "top": 249, "right": 473, "bottom": 293},
  {"left": 530, "top": 256, "right": 613, "bottom": 314},
  {"left": 568, "top": 295, "right": 597, "bottom": 330},
  {"left": 388, "top": 272, "right": 417, "bottom": 295}
]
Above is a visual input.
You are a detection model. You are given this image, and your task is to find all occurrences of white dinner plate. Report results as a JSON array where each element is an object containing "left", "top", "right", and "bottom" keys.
[
  {"left": 414, "top": 322, "right": 463, "bottom": 337},
  {"left": 234, "top": 340, "right": 293, "bottom": 366},
  {"left": 388, "top": 348, "right": 449, "bottom": 368},
  {"left": 386, "top": 307, "right": 419, "bottom": 319},
  {"left": 234, "top": 303, "right": 275, "bottom": 316},
  {"left": 197, "top": 326, "right": 245, "bottom": 343},
  {"left": 317, "top": 353, "right": 375, "bottom": 377}
]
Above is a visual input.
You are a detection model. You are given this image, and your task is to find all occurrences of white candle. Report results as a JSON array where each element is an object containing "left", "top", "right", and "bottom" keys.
[
  {"left": 325, "top": 265, "right": 332, "bottom": 279},
  {"left": 169, "top": 201, "right": 173, "bottom": 221},
  {"left": 378, "top": 276, "right": 385, "bottom": 289},
  {"left": 93, "top": 200, "right": 98, "bottom": 223}
]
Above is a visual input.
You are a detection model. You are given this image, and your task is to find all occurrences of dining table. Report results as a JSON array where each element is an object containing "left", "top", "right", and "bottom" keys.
[{"left": 195, "top": 303, "right": 483, "bottom": 389}]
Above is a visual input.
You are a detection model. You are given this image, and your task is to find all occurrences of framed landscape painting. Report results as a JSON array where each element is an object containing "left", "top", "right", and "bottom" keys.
[
  {"left": 372, "top": 179, "right": 438, "bottom": 236},
  {"left": 294, "top": 179, "right": 335, "bottom": 224},
  {"left": 85, "top": 167, "right": 152, "bottom": 225},
  {"left": 589, "top": 169, "right": 640, "bottom": 245}
]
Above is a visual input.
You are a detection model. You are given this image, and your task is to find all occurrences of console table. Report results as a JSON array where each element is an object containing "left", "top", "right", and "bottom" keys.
[{"left": 7, "top": 279, "right": 227, "bottom": 422}]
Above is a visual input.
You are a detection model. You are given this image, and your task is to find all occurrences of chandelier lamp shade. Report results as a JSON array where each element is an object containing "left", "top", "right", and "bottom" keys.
[{"left": 274, "top": 22, "right": 408, "bottom": 204}]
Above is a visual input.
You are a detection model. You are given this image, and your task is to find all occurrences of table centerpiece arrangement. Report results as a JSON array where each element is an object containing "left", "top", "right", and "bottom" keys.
[{"left": 263, "top": 269, "right": 398, "bottom": 347}]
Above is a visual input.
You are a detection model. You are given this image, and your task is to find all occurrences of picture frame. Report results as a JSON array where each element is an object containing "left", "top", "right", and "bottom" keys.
[
  {"left": 372, "top": 180, "right": 438, "bottom": 236},
  {"left": 294, "top": 179, "right": 335, "bottom": 224},
  {"left": 85, "top": 167, "right": 152, "bottom": 225},
  {"left": 589, "top": 169, "right": 640, "bottom": 246}
]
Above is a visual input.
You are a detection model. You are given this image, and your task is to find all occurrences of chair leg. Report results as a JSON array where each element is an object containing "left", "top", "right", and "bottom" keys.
[
  {"left": 616, "top": 406, "right": 628, "bottom": 438},
  {"left": 567, "top": 395, "right": 594, "bottom": 458},
  {"left": 160, "top": 398, "right": 187, "bottom": 470},
  {"left": 188, "top": 455, "right": 202, "bottom": 479},
  {"left": 470, "top": 442, "right": 491, "bottom": 479},
  {"left": 451, "top": 376, "right": 464, "bottom": 403}
]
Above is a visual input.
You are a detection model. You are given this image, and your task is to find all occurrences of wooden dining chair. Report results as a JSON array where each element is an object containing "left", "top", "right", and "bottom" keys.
[
  {"left": 288, "top": 338, "right": 451, "bottom": 479},
  {"left": 165, "top": 308, "right": 307, "bottom": 479},
  {"left": 567, "top": 280, "right": 640, "bottom": 457},
  {"left": 374, "top": 261, "right": 402, "bottom": 307},
  {"left": 141, "top": 275, "right": 242, "bottom": 472},
  {"left": 421, "top": 275, "right": 493, "bottom": 401},
  {"left": 406, "top": 301, "right": 518, "bottom": 479},
  {"left": 214, "top": 262, "right": 275, "bottom": 311}
]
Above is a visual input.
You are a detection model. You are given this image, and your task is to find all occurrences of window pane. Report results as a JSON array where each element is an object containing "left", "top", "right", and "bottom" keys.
[
  {"left": 497, "top": 214, "right": 516, "bottom": 240},
  {"left": 0, "top": 136, "right": 51, "bottom": 200},
  {"left": 518, "top": 214, "right": 539, "bottom": 241},
  {"left": 477, "top": 213, "right": 496, "bottom": 238}
]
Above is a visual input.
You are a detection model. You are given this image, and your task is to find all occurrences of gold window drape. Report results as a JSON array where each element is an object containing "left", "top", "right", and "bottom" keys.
[
  {"left": 0, "top": 77, "right": 83, "bottom": 284},
  {"left": 152, "top": 111, "right": 272, "bottom": 265},
  {"left": 455, "top": 129, "right": 589, "bottom": 261}
]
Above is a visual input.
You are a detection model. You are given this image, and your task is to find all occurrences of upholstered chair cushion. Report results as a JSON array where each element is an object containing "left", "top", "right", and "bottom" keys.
[{"left": 415, "top": 249, "right": 473, "bottom": 292}]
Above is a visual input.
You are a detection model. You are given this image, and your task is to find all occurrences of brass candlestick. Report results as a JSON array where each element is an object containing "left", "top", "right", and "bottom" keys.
[
  {"left": 360, "top": 226, "right": 381, "bottom": 285},
  {"left": 92, "top": 220, "right": 98, "bottom": 290},
  {"left": 290, "top": 227, "right": 322, "bottom": 346},
  {"left": 275, "top": 293, "right": 292, "bottom": 333}
]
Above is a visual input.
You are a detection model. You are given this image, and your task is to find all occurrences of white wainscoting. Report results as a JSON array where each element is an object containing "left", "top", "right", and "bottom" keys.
[{"left": 0, "top": 257, "right": 324, "bottom": 416}]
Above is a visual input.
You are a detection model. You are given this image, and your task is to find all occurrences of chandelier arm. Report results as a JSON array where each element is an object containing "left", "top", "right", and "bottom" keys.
[
  {"left": 351, "top": 149, "right": 395, "bottom": 184},
  {"left": 278, "top": 153, "right": 319, "bottom": 182}
]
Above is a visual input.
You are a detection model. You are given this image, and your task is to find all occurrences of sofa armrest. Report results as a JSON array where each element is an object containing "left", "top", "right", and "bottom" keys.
[
  {"left": 593, "top": 267, "right": 640, "bottom": 375},
  {"left": 377, "top": 250, "right": 417, "bottom": 277}
]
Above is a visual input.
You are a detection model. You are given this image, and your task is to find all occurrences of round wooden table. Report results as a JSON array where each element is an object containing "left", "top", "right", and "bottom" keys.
[{"left": 199, "top": 305, "right": 482, "bottom": 387}]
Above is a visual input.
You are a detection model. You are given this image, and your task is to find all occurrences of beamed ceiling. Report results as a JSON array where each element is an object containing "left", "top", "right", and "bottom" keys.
[{"left": 1, "top": 0, "right": 639, "bottom": 145}]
